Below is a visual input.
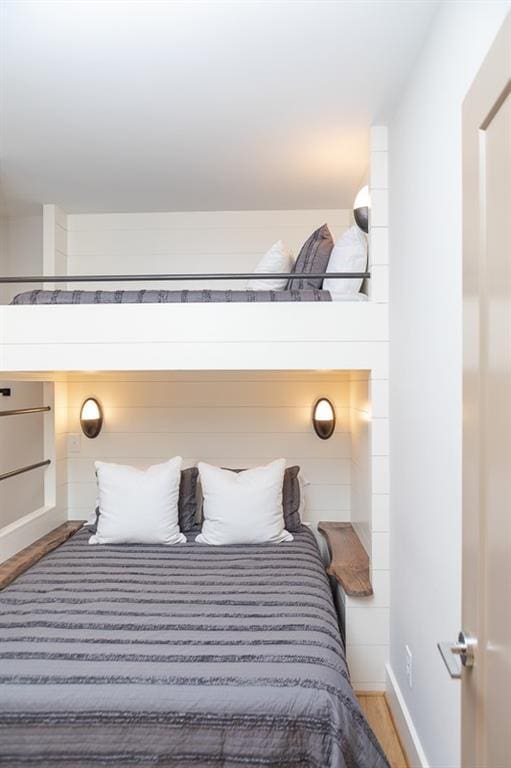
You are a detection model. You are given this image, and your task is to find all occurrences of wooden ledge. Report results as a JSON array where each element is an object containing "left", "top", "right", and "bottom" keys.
[
  {"left": 318, "top": 521, "right": 373, "bottom": 597},
  {"left": 0, "top": 521, "right": 84, "bottom": 591}
]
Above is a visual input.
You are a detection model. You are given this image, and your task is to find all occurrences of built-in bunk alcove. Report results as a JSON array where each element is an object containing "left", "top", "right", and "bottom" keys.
[
  {"left": 57, "top": 370, "right": 374, "bottom": 533},
  {"left": 0, "top": 366, "right": 389, "bottom": 691}
]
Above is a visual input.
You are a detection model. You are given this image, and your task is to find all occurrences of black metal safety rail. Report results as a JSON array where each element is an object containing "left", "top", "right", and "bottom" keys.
[
  {"left": 0, "top": 459, "right": 51, "bottom": 483},
  {"left": 0, "top": 271, "right": 370, "bottom": 284},
  {"left": 0, "top": 406, "right": 52, "bottom": 481},
  {"left": 0, "top": 406, "right": 51, "bottom": 417}
]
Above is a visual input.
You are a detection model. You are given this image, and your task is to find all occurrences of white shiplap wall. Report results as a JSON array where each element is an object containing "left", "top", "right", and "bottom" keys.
[
  {"left": 344, "top": 127, "right": 390, "bottom": 692},
  {"left": 66, "top": 209, "right": 351, "bottom": 291},
  {"left": 64, "top": 371, "right": 353, "bottom": 526},
  {"left": 350, "top": 373, "right": 371, "bottom": 552}
]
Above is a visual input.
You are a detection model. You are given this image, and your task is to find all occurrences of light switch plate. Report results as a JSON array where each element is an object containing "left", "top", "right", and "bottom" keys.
[{"left": 68, "top": 433, "right": 81, "bottom": 454}]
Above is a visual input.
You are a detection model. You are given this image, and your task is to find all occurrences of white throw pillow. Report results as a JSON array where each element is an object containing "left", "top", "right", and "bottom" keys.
[
  {"left": 248, "top": 240, "right": 294, "bottom": 291},
  {"left": 89, "top": 457, "right": 185, "bottom": 545},
  {"left": 323, "top": 225, "right": 367, "bottom": 297},
  {"left": 196, "top": 459, "right": 293, "bottom": 545}
]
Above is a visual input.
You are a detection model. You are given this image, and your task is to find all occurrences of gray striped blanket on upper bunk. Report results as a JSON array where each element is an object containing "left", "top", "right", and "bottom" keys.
[{"left": 11, "top": 289, "right": 332, "bottom": 304}]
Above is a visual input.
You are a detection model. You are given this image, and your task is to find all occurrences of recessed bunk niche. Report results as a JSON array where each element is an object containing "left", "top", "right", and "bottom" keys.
[{"left": 0, "top": 367, "right": 389, "bottom": 691}]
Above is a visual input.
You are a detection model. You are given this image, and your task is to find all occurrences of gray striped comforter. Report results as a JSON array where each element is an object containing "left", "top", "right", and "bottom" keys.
[
  {"left": 11, "top": 289, "right": 331, "bottom": 304},
  {"left": 0, "top": 527, "right": 388, "bottom": 768}
]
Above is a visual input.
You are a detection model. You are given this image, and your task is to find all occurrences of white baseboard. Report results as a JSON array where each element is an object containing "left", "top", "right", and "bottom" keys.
[
  {"left": 0, "top": 505, "right": 66, "bottom": 563},
  {"left": 385, "top": 663, "right": 430, "bottom": 768}
]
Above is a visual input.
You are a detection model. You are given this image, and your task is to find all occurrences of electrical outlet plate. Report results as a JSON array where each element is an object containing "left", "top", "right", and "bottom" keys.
[
  {"left": 68, "top": 433, "right": 81, "bottom": 454},
  {"left": 405, "top": 645, "right": 413, "bottom": 688}
]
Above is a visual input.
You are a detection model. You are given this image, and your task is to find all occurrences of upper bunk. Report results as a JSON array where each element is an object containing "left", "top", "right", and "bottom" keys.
[{"left": 0, "top": 130, "right": 389, "bottom": 374}]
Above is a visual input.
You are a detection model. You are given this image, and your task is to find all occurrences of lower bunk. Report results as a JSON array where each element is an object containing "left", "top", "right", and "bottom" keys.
[{"left": 0, "top": 526, "right": 388, "bottom": 768}]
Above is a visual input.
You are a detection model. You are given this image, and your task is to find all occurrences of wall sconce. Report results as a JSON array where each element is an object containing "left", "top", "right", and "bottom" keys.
[
  {"left": 353, "top": 185, "right": 370, "bottom": 233},
  {"left": 312, "top": 398, "right": 336, "bottom": 440},
  {"left": 80, "top": 398, "right": 103, "bottom": 439}
]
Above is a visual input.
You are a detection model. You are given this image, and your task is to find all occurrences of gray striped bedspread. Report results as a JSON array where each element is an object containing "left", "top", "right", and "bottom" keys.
[
  {"left": 0, "top": 527, "right": 388, "bottom": 768},
  {"left": 11, "top": 289, "right": 331, "bottom": 304}
]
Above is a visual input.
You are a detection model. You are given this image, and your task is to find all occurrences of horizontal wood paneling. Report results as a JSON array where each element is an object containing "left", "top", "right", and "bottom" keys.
[
  {"left": 68, "top": 432, "right": 351, "bottom": 460},
  {"left": 67, "top": 405, "right": 351, "bottom": 435},
  {"left": 67, "top": 210, "right": 350, "bottom": 231},
  {"left": 66, "top": 380, "right": 351, "bottom": 409},
  {"left": 65, "top": 372, "right": 353, "bottom": 524},
  {"left": 65, "top": 456, "right": 351, "bottom": 485},
  {"left": 67, "top": 209, "right": 351, "bottom": 292}
]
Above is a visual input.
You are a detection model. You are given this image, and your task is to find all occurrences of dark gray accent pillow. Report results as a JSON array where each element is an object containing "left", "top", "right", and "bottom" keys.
[
  {"left": 286, "top": 224, "right": 334, "bottom": 290},
  {"left": 221, "top": 465, "right": 302, "bottom": 532},
  {"left": 88, "top": 467, "right": 199, "bottom": 533},
  {"left": 282, "top": 465, "right": 301, "bottom": 532},
  {"left": 178, "top": 466, "right": 199, "bottom": 531}
]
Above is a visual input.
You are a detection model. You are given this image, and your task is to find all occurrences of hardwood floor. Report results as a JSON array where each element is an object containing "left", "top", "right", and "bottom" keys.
[{"left": 357, "top": 693, "right": 409, "bottom": 768}]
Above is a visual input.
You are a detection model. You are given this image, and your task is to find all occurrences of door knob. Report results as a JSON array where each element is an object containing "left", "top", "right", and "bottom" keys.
[
  {"left": 451, "top": 631, "right": 476, "bottom": 667},
  {"left": 438, "top": 631, "right": 477, "bottom": 678}
]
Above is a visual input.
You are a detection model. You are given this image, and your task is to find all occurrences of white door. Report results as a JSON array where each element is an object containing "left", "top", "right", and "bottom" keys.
[
  {"left": 461, "top": 14, "right": 510, "bottom": 768},
  {"left": 438, "top": 13, "right": 511, "bottom": 768}
]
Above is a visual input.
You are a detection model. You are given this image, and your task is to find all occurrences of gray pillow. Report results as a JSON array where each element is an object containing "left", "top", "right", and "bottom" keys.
[
  {"left": 221, "top": 465, "right": 302, "bottom": 532},
  {"left": 178, "top": 467, "right": 199, "bottom": 531},
  {"left": 89, "top": 467, "right": 199, "bottom": 533},
  {"left": 286, "top": 224, "right": 334, "bottom": 290}
]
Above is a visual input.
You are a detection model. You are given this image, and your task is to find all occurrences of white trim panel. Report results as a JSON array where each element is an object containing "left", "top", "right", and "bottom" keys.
[{"left": 385, "top": 664, "right": 430, "bottom": 768}]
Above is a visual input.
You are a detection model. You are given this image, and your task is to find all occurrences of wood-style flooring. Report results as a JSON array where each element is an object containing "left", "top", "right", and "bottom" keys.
[{"left": 357, "top": 693, "right": 409, "bottom": 768}]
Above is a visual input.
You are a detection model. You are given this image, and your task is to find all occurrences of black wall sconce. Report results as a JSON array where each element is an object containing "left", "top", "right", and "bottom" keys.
[
  {"left": 353, "top": 185, "right": 370, "bottom": 233},
  {"left": 80, "top": 398, "right": 103, "bottom": 438},
  {"left": 312, "top": 398, "right": 336, "bottom": 440}
]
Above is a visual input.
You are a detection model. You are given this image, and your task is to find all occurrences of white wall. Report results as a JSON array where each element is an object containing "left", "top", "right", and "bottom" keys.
[
  {"left": 350, "top": 375, "right": 370, "bottom": 552},
  {"left": 388, "top": 3, "right": 510, "bottom": 767},
  {"left": 66, "top": 209, "right": 350, "bottom": 291},
  {"left": 0, "top": 381, "right": 45, "bottom": 528},
  {"left": 62, "top": 371, "right": 353, "bottom": 526},
  {"left": 0, "top": 214, "right": 44, "bottom": 303}
]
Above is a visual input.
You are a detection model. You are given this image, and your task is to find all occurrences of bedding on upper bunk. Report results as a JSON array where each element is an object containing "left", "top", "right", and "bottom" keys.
[
  {"left": 11, "top": 288, "right": 332, "bottom": 304},
  {"left": 0, "top": 526, "right": 388, "bottom": 768},
  {"left": 9, "top": 224, "right": 369, "bottom": 307}
]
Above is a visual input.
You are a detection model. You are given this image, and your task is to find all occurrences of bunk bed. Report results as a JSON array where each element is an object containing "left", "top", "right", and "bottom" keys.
[{"left": 0, "top": 269, "right": 389, "bottom": 374}]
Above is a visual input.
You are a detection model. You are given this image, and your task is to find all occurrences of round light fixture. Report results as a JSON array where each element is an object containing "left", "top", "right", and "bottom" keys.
[
  {"left": 80, "top": 398, "right": 103, "bottom": 439},
  {"left": 312, "top": 398, "right": 336, "bottom": 440},
  {"left": 353, "top": 185, "right": 370, "bottom": 233}
]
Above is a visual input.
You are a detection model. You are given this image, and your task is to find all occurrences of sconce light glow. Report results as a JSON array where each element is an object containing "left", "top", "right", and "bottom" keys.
[
  {"left": 312, "top": 398, "right": 336, "bottom": 440},
  {"left": 80, "top": 398, "right": 103, "bottom": 439},
  {"left": 353, "top": 185, "right": 370, "bottom": 233}
]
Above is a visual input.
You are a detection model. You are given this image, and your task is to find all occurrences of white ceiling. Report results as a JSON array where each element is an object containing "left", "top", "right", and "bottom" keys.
[{"left": 0, "top": 0, "right": 438, "bottom": 214}]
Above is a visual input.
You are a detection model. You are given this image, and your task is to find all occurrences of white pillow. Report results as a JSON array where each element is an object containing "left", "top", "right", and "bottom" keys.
[
  {"left": 196, "top": 459, "right": 293, "bottom": 545},
  {"left": 323, "top": 225, "right": 367, "bottom": 297},
  {"left": 89, "top": 458, "right": 185, "bottom": 545},
  {"left": 248, "top": 240, "right": 294, "bottom": 291}
]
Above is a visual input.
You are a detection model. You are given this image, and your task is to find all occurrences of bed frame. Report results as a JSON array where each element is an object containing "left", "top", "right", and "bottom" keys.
[{"left": 0, "top": 269, "right": 389, "bottom": 376}]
